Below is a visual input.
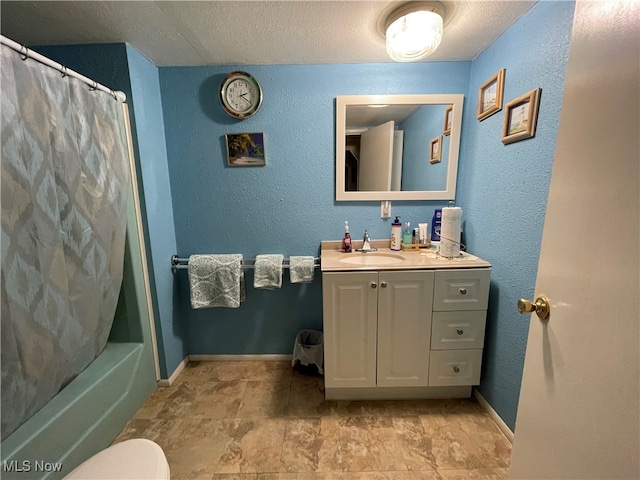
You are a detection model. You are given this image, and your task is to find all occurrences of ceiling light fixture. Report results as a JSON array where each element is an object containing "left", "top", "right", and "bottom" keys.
[{"left": 384, "top": 1, "right": 446, "bottom": 62}]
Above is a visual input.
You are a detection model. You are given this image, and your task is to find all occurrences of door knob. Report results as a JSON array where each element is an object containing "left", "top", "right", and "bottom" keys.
[{"left": 517, "top": 296, "right": 550, "bottom": 320}]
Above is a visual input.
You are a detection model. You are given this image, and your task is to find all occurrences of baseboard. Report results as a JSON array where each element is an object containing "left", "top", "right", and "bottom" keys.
[
  {"left": 473, "top": 388, "right": 514, "bottom": 443},
  {"left": 157, "top": 356, "right": 189, "bottom": 387},
  {"left": 188, "top": 354, "right": 293, "bottom": 362}
]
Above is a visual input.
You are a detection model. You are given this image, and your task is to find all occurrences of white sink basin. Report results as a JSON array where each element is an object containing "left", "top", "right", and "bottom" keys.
[{"left": 339, "top": 253, "right": 405, "bottom": 266}]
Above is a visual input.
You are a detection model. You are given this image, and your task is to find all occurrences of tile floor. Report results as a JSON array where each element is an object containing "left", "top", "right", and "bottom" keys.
[{"left": 114, "top": 361, "right": 511, "bottom": 479}]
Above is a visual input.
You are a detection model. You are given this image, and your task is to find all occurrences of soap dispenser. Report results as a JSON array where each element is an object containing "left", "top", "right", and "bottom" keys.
[
  {"left": 342, "top": 221, "right": 352, "bottom": 253},
  {"left": 390, "top": 216, "right": 402, "bottom": 251}
]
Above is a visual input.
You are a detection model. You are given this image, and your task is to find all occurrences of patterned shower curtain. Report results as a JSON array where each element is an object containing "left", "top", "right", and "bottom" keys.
[{"left": 0, "top": 44, "right": 130, "bottom": 441}]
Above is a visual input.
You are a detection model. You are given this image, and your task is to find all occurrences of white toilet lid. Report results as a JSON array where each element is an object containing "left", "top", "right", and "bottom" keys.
[{"left": 64, "top": 438, "right": 170, "bottom": 479}]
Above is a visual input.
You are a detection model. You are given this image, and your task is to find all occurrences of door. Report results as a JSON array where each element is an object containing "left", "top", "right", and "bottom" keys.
[
  {"left": 509, "top": 1, "right": 639, "bottom": 478},
  {"left": 359, "top": 120, "right": 394, "bottom": 191},
  {"left": 322, "top": 272, "right": 378, "bottom": 388},
  {"left": 390, "top": 130, "right": 404, "bottom": 191},
  {"left": 377, "top": 270, "right": 434, "bottom": 387}
]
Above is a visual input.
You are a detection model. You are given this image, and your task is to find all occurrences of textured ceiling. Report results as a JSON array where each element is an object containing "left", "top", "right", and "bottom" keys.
[{"left": 1, "top": 1, "right": 536, "bottom": 66}]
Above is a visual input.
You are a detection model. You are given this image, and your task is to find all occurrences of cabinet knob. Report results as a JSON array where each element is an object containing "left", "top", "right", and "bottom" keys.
[
  {"left": 459, "top": 288, "right": 467, "bottom": 295},
  {"left": 380, "top": 281, "right": 387, "bottom": 288},
  {"left": 371, "top": 282, "right": 377, "bottom": 289},
  {"left": 453, "top": 366, "right": 460, "bottom": 374},
  {"left": 456, "top": 329, "right": 464, "bottom": 335}
]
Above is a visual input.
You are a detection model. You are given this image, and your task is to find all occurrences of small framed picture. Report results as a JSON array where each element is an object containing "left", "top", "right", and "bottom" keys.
[
  {"left": 477, "top": 68, "right": 506, "bottom": 121},
  {"left": 429, "top": 136, "right": 442, "bottom": 164},
  {"left": 225, "top": 132, "right": 266, "bottom": 166},
  {"left": 502, "top": 88, "right": 542, "bottom": 145},
  {"left": 443, "top": 105, "right": 453, "bottom": 136}
]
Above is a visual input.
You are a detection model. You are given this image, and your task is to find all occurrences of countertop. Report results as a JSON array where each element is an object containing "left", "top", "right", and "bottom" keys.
[{"left": 321, "top": 240, "right": 492, "bottom": 272}]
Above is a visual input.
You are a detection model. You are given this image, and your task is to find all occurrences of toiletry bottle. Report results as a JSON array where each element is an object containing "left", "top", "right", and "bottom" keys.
[
  {"left": 342, "top": 221, "right": 352, "bottom": 252},
  {"left": 402, "top": 222, "right": 412, "bottom": 245},
  {"left": 390, "top": 216, "right": 402, "bottom": 251},
  {"left": 413, "top": 227, "right": 419, "bottom": 244},
  {"left": 431, "top": 209, "right": 442, "bottom": 246}
]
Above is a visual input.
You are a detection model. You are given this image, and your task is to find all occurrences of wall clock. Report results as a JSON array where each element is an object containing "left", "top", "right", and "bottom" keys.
[{"left": 219, "top": 71, "right": 263, "bottom": 119}]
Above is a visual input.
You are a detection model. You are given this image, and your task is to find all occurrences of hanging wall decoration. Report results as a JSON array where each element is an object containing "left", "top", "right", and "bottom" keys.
[
  {"left": 225, "top": 132, "right": 266, "bottom": 166},
  {"left": 501, "top": 88, "right": 542, "bottom": 144},
  {"left": 477, "top": 68, "right": 506, "bottom": 121}
]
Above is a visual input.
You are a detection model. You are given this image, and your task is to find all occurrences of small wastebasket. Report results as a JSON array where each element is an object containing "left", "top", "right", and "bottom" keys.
[{"left": 292, "top": 329, "right": 324, "bottom": 375}]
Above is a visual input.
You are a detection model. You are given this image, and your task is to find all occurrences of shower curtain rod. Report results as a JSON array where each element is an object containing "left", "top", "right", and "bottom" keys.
[{"left": 1, "top": 35, "right": 127, "bottom": 102}]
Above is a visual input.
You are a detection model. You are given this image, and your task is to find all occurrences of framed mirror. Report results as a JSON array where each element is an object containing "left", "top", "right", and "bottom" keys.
[{"left": 336, "top": 94, "right": 464, "bottom": 201}]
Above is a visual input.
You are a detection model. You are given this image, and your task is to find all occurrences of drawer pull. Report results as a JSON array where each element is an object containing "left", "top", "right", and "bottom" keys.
[
  {"left": 459, "top": 288, "right": 467, "bottom": 295},
  {"left": 380, "top": 281, "right": 387, "bottom": 288},
  {"left": 456, "top": 329, "right": 464, "bottom": 335},
  {"left": 371, "top": 282, "right": 377, "bottom": 289},
  {"left": 453, "top": 366, "right": 460, "bottom": 374}
]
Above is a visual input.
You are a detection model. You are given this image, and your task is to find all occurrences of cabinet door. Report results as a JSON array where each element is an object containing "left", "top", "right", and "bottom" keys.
[
  {"left": 322, "top": 272, "right": 378, "bottom": 388},
  {"left": 377, "top": 270, "right": 434, "bottom": 387}
]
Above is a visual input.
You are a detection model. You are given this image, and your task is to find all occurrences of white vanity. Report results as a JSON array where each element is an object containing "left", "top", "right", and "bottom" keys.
[{"left": 321, "top": 240, "right": 491, "bottom": 400}]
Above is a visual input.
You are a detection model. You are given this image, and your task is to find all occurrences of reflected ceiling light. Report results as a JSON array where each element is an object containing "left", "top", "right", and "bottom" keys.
[{"left": 385, "top": 1, "right": 445, "bottom": 62}]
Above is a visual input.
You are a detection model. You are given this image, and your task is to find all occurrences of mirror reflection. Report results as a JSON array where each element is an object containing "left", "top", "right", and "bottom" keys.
[{"left": 336, "top": 94, "right": 464, "bottom": 201}]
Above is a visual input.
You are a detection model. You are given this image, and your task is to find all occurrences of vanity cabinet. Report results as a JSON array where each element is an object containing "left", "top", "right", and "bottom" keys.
[
  {"left": 321, "top": 265, "right": 491, "bottom": 400},
  {"left": 322, "top": 270, "right": 434, "bottom": 389}
]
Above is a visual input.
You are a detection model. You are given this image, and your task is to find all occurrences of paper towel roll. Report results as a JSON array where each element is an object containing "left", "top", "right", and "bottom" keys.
[{"left": 439, "top": 207, "right": 462, "bottom": 258}]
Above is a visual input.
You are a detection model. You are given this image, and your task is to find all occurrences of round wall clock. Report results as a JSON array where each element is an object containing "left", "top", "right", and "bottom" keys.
[{"left": 219, "top": 71, "right": 263, "bottom": 119}]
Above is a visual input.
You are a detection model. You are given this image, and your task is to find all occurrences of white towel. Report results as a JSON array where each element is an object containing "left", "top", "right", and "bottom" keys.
[
  {"left": 289, "top": 256, "right": 315, "bottom": 283},
  {"left": 253, "top": 254, "right": 283, "bottom": 289},
  {"left": 188, "top": 254, "right": 244, "bottom": 308}
]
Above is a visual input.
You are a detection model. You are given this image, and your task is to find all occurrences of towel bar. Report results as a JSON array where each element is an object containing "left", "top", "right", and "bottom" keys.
[{"left": 170, "top": 255, "right": 320, "bottom": 270}]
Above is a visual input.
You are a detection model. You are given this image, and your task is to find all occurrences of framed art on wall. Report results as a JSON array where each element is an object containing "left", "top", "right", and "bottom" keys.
[
  {"left": 225, "top": 132, "right": 266, "bottom": 166},
  {"left": 477, "top": 68, "right": 506, "bottom": 121},
  {"left": 429, "top": 135, "right": 442, "bottom": 164},
  {"left": 502, "top": 88, "right": 542, "bottom": 144},
  {"left": 443, "top": 105, "right": 453, "bottom": 136}
]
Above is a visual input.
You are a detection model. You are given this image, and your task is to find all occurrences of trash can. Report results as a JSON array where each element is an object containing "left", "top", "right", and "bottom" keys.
[{"left": 292, "top": 329, "right": 324, "bottom": 375}]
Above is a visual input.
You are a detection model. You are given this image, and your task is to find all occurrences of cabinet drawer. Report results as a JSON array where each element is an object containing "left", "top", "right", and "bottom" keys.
[
  {"left": 428, "top": 349, "right": 483, "bottom": 386},
  {"left": 433, "top": 268, "right": 490, "bottom": 311},
  {"left": 431, "top": 311, "right": 486, "bottom": 350}
]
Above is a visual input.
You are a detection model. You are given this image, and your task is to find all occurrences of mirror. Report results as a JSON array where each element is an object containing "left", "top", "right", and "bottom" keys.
[{"left": 336, "top": 94, "right": 464, "bottom": 201}]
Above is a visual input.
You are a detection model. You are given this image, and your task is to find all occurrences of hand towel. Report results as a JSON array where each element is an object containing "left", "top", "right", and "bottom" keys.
[
  {"left": 289, "top": 256, "right": 315, "bottom": 283},
  {"left": 188, "top": 254, "right": 243, "bottom": 308},
  {"left": 253, "top": 254, "right": 283, "bottom": 289}
]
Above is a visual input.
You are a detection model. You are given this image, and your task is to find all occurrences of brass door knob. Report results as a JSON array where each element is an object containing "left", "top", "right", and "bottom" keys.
[{"left": 517, "top": 296, "right": 550, "bottom": 320}]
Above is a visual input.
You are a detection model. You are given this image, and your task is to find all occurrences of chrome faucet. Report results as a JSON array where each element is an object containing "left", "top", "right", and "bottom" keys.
[{"left": 357, "top": 230, "right": 377, "bottom": 252}]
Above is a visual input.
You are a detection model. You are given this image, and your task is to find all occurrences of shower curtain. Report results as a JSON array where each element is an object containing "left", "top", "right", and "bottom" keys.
[{"left": 1, "top": 44, "right": 130, "bottom": 441}]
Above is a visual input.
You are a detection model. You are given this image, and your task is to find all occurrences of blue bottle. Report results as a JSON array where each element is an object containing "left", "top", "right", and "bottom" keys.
[{"left": 431, "top": 209, "right": 442, "bottom": 244}]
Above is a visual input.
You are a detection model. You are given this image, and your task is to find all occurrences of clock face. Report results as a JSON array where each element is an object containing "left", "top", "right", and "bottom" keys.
[{"left": 220, "top": 72, "right": 263, "bottom": 118}]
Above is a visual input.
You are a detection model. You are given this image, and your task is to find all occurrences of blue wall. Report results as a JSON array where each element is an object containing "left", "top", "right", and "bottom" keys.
[
  {"left": 125, "top": 46, "right": 183, "bottom": 378},
  {"left": 400, "top": 104, "right": 450, "bottom": 191},
  {"left": 159, "top": 62, "right": 470, "bottom": 358},
  {"left": 456, "top": 1, "right": 575, "bottom": 430}
]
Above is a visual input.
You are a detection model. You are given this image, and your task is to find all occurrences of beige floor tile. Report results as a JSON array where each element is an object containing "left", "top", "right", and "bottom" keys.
[
  {"left": 236, "top": 380, "right": 292, "bottom": 418},
  {"left": 392, "top": 416, "right": 438, "bottom": 471},
  {"left": 279, "top": 417, "right": 342, "bottom": 473},
  {"left": 438, "top": 412, "right": 511, "bottom": 469},
  {"left": 288, "top": 374, "right": 338, "bottom": 418},
  {"left": 114, "top": 362, "right": 512, "bottom": 479},
  {"left": 191, "top": 379, "right": 247, "bottom": 419},
  {"left": 216, "top": 418, "right": 287, "bottom": 474},
  {"left": 213, "top": 474, "right": 279, "bottom": 480},
  {"left": 161, "top": 418, "right": 235, "bottom": 479},
  {"left": 112, "top": 417, "right": 178, "bottom": 444},
  {"left": 436, "top": 468, "right": 508, "bottom": 479},
  {"left": 339, "top": 416, "right": 407, "bottom": 472},
  {"left": 336, "top": 401, "right": 391, "bottom": 417}
]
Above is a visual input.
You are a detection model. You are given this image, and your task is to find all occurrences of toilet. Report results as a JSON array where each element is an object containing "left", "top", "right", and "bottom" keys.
[{"left": 64, "top": 439, "right": 170, "bottom": 479}]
